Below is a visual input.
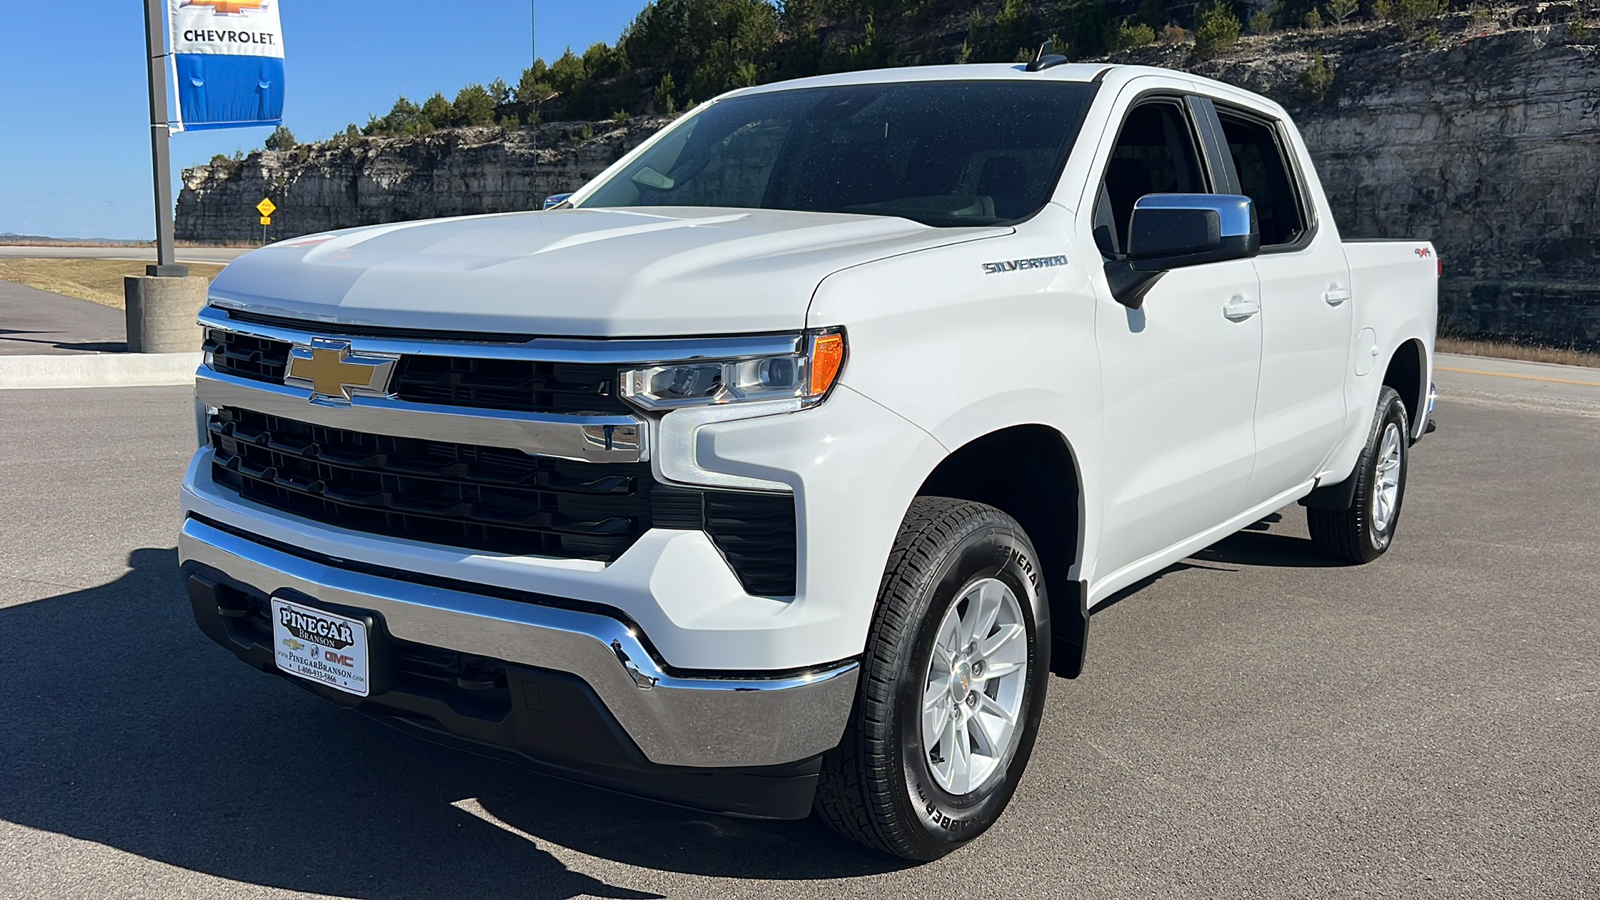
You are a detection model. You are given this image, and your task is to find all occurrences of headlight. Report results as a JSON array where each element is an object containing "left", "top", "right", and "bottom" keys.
[{"left": 620, "top": 329, "right": 846, "bottom": 411}]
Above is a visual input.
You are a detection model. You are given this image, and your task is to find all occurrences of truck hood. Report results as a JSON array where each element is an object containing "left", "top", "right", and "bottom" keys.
[{"left": 209, "top": 207, "right": 1010, "bottom": 336}]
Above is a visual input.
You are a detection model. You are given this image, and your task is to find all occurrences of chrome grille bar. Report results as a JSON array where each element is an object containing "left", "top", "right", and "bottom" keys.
[{"left": 196, "top": 369, "right": 648, "bottom": 463}]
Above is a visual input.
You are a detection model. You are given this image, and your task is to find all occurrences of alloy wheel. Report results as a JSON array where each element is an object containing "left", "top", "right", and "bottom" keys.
[{"left": 920, "top": 577, "right": 1030, "bottom": 795}]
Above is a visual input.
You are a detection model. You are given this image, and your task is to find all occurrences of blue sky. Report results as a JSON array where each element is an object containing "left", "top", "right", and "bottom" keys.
[{"left": 0, "top": 0, "right": 651, "bottom": 240}]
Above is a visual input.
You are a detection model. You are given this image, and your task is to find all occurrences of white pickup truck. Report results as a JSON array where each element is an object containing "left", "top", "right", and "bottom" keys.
[{"left": 180, "top": 59, "right": 1438, "bottom": 859}]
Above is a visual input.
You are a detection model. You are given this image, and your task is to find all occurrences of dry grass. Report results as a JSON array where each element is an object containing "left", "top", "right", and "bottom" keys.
[
  {"left": 1437, "top": 337, "right": 1600, "bottom": 369},
  {"left": 0, "top": 258, "right": 226, "bottom": 309}
]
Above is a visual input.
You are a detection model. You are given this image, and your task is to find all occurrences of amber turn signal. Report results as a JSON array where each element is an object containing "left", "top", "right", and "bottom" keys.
[{"left": 809, "top": 331, "right": 846, "bottom": 397}]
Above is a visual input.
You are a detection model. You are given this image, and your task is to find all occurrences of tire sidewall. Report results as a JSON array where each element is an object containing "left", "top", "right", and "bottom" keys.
[
  {"left": 1364, "top": 393, "right": 1410, "bottom": 553},
  {"left": 891, "top": 523, "right": 1050, "bottom": 855}
]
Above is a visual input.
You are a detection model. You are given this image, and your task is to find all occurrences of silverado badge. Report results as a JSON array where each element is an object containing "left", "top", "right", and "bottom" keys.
[
  {"left": 284, "top": 339, "right": 398, "bottom": 405},
  {"left": 981, "top": 254, "right": 1068, "bottom": 275}
]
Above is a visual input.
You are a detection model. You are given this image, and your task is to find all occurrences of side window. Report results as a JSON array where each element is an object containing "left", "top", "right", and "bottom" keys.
[
  {"left": 1217, "top": 111, "right": 1307, "bottom": 247},
  {"left": 1093, "top": 100, "right": 1208, "bottom": 256}
]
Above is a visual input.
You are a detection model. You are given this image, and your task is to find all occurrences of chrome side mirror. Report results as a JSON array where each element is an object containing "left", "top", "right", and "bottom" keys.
[
  {"left": 1105, "top": 193, "right": 1260, "bottom": 309},
  {"left": 1126, "top": 194, "right": 1260, "bottom": 271}
]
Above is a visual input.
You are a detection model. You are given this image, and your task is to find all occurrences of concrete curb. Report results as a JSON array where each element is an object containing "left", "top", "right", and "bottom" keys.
[{"left": 0, "top": 352, "right": 201, "bottom": 389}]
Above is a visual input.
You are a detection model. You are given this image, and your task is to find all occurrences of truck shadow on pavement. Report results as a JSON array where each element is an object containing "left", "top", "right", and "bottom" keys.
[
  {"left": 1093, "top": 513, "right": 1338, "bottom": 612},
  {"left": 0, "top": 327, "right": 127, "bottom": 353},
  {"left": 0, "top": 549, "right": 907, "bottom": 899},
  {"left": 1190, "top": 515, "right": 1345, "bottom": 569}
]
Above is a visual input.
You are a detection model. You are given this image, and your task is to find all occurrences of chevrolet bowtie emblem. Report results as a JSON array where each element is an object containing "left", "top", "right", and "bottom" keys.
[
  {"left": 182, "top": 0, "right": 265, "bottom": 13},
  {"left": 284, "top": 339, "right": 397, "bottom": 406}
]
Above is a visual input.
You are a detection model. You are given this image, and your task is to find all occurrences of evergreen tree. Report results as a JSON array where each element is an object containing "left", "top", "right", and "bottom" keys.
[
  {"left": 1192, "top": 0, "right": 1242, "bottom": 59},
  {"left": 1298, "top": 50, "right": 1336, "bottom": 102},
  {"left": 334, "top": 0, "right": 1404, "bottom": 145},
  {"left": 264, "top": 125, "right": 297, "bottom": 150},
  {"left": 367, "top": 96, "right": 424, "bottom": 135},
  {"left": 654, "top": 72, "right": 679, "bottom": 114},
  {"left": 1111, "top": 18, "right": 1157, "bottom": 49},
  {"left": 421, "top": 92, "right": 453, "bottom": 129},
  {"left": 452, "top": 84, "right": 497, "bottom": 126}
]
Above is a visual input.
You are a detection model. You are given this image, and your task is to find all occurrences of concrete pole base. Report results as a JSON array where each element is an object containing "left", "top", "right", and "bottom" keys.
[{"left": 124, "top": 275, "right": 208, "bottom": 353}]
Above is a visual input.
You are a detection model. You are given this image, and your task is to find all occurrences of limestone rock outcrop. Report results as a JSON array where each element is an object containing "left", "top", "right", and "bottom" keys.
[
  {"left": 1174, "top": 24, "right": 1600, "bottom": 350},
  {"left": 177, "top": 117, "right": 671, "bottom": 244}
]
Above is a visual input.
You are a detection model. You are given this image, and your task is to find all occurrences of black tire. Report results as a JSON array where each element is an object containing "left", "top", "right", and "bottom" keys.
[
  {"left": 815, "top": 497, "right": 1051, "bottom": 860},
  {"left": 1308, "top": 386, "right": 1411, "bottom": 564}
]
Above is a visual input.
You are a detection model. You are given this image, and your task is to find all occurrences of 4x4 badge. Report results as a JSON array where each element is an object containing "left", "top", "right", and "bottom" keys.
[{"left": 284, "top": 339, "right": 398, "bottom": 405}]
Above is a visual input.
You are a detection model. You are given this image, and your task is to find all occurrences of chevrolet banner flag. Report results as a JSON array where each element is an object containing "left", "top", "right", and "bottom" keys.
[{"left": 169, "top": 0, "right": 285, "bottom": 131}]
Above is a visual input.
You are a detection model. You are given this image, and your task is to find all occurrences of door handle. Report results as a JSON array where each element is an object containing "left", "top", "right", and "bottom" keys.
[
  {"left": 1324, "top": 288, "right": 1352, "bottom": 306},
  {"left": 1222, "top": 296, "right": 1261, "bottom": 321}
]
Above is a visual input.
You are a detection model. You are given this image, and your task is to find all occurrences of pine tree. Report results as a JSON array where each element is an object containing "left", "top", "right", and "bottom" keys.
[
  {"left": 451, "top": 84, "right": 496, "bottom": 127},
  {"left": 1298, "top": 50, "right": 1335, "bottom": 102},
  {"left": 264, "top": 125, "right": 296, "bottom": 151},
  {"left": 1193, "top": 0, "right": 1242, "bottom": 59},
  {"left": 420, "top": 93, "right": 453, "bottom": 130}
]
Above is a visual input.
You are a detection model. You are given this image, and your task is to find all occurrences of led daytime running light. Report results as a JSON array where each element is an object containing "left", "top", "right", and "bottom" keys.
[{"left": 620, "top": 328, "right": 846, "bottom": 411}]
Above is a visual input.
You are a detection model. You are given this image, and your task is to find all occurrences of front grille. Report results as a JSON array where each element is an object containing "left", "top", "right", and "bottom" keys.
[
  {"left": 391, "top": 355, "right": 627, "bottom": 415},
  {"left": 207, "top": 407, "right": 797, "bottom": 594},
  {"left": 204, "top": 328, "right": 628, "bottom": 416},
  {"left": 210, "top": 407, "right": 651, "bottom": 560},
  {"left": 204, "top": 329, "right": 289, "bottom": 382}
]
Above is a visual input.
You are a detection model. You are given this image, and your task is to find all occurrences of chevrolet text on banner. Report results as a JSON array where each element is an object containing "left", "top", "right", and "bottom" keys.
[{"left": 169, "top": 0, "right": 285, "bottom": 131}]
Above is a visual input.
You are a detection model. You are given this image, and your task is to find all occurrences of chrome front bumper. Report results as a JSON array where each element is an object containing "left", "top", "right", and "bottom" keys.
[{"left": 178, "top": 517, "right": 858, "bottom": 769}]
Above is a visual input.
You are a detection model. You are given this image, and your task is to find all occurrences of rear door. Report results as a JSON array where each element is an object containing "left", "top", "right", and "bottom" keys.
[
  {"left": 1086, "top": 91, "right": 1263, "bottom": 583},
  {"left": 1206, "top": 103, "right": 1354, "bottom": 505}
]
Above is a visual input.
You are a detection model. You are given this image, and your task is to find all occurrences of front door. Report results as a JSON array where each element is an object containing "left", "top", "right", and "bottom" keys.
[{"left": 1088, "top": 95, "right": 1264, "bottom": 584}]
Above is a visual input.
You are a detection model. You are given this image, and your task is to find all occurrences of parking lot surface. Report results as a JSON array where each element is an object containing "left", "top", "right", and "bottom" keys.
[{"left": 1, "top": 378, "right": 1596, "bottom": 899}]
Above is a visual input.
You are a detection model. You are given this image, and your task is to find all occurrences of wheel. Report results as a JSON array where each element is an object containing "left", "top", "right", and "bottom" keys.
[
  {"left": 815, "top": 497, "right": 1051, "bottom": 860},
  {"left": 1308, "top": 385, "right": 1411, "bottom": 564}
]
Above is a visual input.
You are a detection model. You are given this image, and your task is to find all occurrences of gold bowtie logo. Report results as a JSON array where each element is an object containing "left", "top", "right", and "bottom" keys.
[
  {"left": 284, "top": 340, "right": 396, "bottom": 405},
  {"left": 183, "top": 0, "right": 265, "bottom": 13}
]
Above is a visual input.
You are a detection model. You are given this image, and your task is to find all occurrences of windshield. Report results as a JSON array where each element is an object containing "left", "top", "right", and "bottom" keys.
[{"left": 577, "top": 80, "right": 1099, "bottom": 227}]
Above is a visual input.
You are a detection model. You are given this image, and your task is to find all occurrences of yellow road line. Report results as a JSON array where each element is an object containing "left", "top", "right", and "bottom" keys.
[{"left": 1436, "top": 366, "right": 1600, "bottom": 388}]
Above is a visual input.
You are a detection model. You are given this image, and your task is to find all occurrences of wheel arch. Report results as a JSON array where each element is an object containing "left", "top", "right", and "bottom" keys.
[
  {"left": 1383, "top": 337, "right": 1428, "bottom": 436},
  {"left": 914, "top": 424, "right": 1088, "bottom": 678}
]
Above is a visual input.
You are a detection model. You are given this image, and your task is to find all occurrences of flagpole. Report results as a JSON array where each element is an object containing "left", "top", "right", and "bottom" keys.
[{"left": 142, "top": 0, "right": 185, "bottom": 277}]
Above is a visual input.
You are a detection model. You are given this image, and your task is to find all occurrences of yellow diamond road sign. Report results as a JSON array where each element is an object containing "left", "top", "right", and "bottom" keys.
[{"left": 256, "top": 198, "right": 277, "bottom": 217}]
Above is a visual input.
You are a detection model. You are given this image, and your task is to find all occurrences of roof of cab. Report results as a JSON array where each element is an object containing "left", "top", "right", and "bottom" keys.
[
  {"left": 731, "top": 62, "right": 1115, "bottom": 97},
  {"left": 723, "top": 62, "right": 1285, "bottom": 121}
]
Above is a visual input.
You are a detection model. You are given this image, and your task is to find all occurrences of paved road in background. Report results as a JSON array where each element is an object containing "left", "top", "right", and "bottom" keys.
[
  {"left": 0, "top": 280, "right": 126, "bottom": 355},
  {"left": 0, "top": 245, "right": 248, "bottom": 265},
  {"left": 1435, "top": 353, "right": 1600, "bottom": 414},
  {"left": 1, "top": 369, "right": 1596, "bottom": 899}
]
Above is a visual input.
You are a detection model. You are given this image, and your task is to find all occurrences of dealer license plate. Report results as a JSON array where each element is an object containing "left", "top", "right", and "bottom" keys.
[{"left": 270, "top": 596, "right": 370, "bottom": 697}]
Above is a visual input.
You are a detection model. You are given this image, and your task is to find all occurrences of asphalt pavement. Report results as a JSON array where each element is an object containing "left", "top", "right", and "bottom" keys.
[
  {"left": 0, "top": 373, "right": 1596, "bottom": 899},
  {"left": 0, "top": 280, "right": 127, "bottom": 355}
]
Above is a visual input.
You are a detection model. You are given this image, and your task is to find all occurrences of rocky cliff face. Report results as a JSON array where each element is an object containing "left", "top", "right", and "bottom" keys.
[
  {"left": 1166, "top": 22, "right": 1600, "bottom": 350},
  {"left": 176, "top": 117, "right": 672, "bottom": 243},
  {"left": 177, "top": 23, "right": 1599, "bottom": 348}
]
